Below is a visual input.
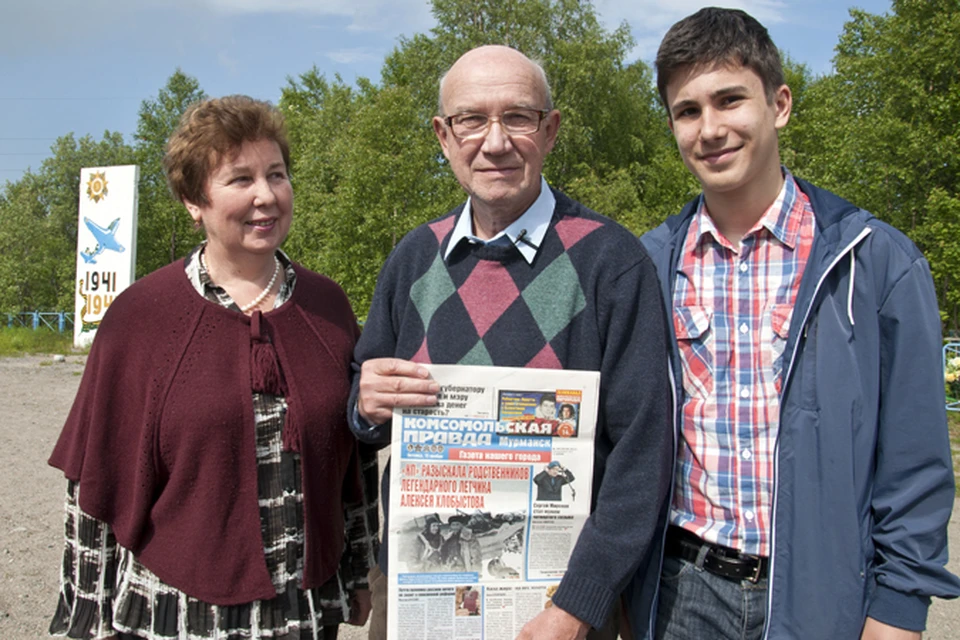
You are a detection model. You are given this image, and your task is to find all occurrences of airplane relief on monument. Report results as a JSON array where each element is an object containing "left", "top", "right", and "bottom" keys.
[{"left": 73, "top": 165, "right": 139, "bottom": 348}]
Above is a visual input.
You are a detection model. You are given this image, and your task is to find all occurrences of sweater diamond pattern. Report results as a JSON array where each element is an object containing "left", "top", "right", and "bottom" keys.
[
  {"left": 522, "top": 252, "right": 586, "bottom": 341},
  {"left": 428, "top": 215, "right": 456, "bottom": 243},
  {"left": 528, "top": 342, "right": 562, "bottom": 369},
  {"left": 410, "top": 254, "right": 457, "bottom": 329},
  {"left": 480, "top": 295, "right": 548, "bottom": 365},
  {"left": 407, "top": 205, "right": 603, "bottom": 369},
  {"left": 461, "top": 340, "right": 494, "bottom": 365},
  {"left": 458, "top": 260, "right": 521, "bottom": 337},
  {"left": 554, "top": 217, "right": 604, "bottom": 249}
]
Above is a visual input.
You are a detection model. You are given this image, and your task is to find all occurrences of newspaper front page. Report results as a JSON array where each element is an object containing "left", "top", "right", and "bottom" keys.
[{"left": 387, "top": 364, "right": 600, "bottom": 639}]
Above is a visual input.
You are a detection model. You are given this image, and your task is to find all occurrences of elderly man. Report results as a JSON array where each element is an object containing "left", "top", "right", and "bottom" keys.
[{"left": 350, "top": 45, "right": 673, "bottom": 640}]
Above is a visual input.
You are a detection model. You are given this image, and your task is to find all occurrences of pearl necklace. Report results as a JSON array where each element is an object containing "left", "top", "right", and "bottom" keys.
[{"left": 200, "top": 249, "right": 281, "bottom": 313}]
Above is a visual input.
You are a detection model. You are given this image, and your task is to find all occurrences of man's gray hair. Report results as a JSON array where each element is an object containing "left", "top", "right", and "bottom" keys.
[{"left": 436, "top": 51, "right": 554, "bottom": 115}]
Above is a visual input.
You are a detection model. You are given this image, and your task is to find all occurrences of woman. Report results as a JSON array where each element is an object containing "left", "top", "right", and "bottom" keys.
[{"left": 48, "top": 95, "right": 376, "bottom": 640}]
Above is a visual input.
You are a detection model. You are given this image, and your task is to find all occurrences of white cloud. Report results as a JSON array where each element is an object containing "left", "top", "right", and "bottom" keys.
[
  {"left": 0, "top": 0, "right": 433, "bottom": 55},
  {"left": 325, "top": 47, "right": 382, "bottom": 64},
  {"left": 205, "top": 0, "right": 354, "bottom": 16},
  {"left": 202, "top": 0, "right": 433, "bottom": 33},
  {"left": 0, "top": 1, "right": 138, "bottom": 55},
  {"left": 217, "top": 50, "right": 240, "bottom": 75},
  {"left": 594, "top": 0, "right": 789, "bottom": 59}
]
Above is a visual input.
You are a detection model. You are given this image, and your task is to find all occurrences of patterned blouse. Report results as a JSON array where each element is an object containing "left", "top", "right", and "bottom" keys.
[{"left": 50, "top": 247, "right": 379, "bottom": 640}]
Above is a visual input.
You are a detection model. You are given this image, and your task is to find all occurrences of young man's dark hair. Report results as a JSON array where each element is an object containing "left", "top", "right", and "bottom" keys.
[{"left": 655, "top": 7, "right": 785, "bottom": 110}]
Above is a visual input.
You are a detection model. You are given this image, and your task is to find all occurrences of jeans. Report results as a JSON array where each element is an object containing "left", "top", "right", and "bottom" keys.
[{"left": 655, "top": 555, "right": 768, "bottom": 640}]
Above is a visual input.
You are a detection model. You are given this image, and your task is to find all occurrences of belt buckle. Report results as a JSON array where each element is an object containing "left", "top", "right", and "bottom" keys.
[{"left": 746, "top": 556, "right": 763, "bottom": 583}]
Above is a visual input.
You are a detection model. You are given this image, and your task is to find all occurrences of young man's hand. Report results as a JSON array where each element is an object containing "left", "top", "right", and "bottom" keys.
[{"left": 860, "top": 617, "right": 921, "bottom": 640}]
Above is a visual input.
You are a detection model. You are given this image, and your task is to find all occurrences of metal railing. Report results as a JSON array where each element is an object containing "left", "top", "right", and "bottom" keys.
[{"left": 5, "top": 312, "right": 74, "bottom": 333}]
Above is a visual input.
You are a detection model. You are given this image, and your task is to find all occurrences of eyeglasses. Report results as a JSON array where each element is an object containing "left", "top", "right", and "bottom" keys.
[{"left": 443, "top": 109, "right": 550, "bottom": 140}]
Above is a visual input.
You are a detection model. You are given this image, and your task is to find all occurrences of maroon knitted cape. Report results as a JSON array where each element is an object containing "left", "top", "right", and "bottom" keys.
[{"left": 50, "top": 259, "right": 362, "bottom": 605}]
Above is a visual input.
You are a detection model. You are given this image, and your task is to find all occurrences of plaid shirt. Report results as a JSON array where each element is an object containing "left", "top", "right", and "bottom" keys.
[
  {"left": 670, "top": 173, "right": 815, "bottom": 557},
  {"left": 50, "top": 247, "right": 379, "bottom": 640}
]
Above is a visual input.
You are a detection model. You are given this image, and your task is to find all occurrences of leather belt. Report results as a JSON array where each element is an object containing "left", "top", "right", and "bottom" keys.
[{"left": 665, "top": 526, "right": 769, "bottom": 583}]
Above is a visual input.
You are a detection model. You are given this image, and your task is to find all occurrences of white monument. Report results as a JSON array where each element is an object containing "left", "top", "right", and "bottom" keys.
[{"left": 73, "top": 165, "right": 139, "bottom": 348}]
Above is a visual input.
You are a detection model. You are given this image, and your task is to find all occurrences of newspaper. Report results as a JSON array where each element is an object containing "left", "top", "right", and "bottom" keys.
[{"left": 387, "top": 364, "right": 601, "bottom": 640}]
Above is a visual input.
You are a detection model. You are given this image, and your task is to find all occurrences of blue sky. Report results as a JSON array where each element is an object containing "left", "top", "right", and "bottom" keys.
[{"left": 1, "top": 0, "right": 892, "bottom": 185}]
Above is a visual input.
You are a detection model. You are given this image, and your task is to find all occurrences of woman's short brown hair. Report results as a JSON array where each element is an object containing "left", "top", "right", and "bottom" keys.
[{"left": 163, "top": 95, "right": 290, "bottom": 206}]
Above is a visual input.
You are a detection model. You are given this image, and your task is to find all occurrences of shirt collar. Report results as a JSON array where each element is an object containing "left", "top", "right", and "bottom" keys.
[
  {"left": 443, "top": 176, "right": 555, "bottom": 264},
  {"left": 692, "top": 168, "right": 803, "bottom": 251},
  {"left": 185, "top": 242, "right": 296, "bottom": 309}
]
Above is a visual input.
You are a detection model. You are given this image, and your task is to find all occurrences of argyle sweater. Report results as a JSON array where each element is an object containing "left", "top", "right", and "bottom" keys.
[{"left": 350, "top": 188, "right": 674, "bottom": 629}]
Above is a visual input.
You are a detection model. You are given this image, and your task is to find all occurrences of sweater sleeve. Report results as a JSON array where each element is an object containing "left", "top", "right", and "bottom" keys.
[
  {"left": 867, "top": 256, "right": 960, "bottom": 630},
  {"left": 549, "top": 250, "right": 675, "bottom": 630}
]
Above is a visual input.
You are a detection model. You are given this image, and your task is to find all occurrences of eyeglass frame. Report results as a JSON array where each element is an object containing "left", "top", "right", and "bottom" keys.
[{"left": 442, "top": 108, "right": 552, "bottom": 140}]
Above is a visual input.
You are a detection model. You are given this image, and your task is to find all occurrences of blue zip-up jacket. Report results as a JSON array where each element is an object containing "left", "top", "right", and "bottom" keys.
[{"left": 626, "top": 178, "right": 960, "bottom": 638}]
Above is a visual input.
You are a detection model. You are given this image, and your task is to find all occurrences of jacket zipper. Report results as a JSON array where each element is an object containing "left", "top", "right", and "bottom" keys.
[{"left": 762, "top": 226, "right": 872, "bottom": 639}]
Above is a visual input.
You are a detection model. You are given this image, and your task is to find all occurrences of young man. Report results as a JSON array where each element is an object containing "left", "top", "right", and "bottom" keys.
[
  {"left": 626, "top": 8, "right": 960, "bottom": 640},
  {"left": 350, "top": 45, "right": 673, "bottom": 640}
]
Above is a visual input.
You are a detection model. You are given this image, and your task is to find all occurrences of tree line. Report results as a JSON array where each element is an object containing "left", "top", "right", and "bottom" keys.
[{"left": 1, "top": 0, "right": 957, "bottom": 332}]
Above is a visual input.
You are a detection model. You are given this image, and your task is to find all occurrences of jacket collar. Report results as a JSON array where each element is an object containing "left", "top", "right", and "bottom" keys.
[
  {"left": 642, "top": 176, "right": 872, "bottom": 289},
  {"left": 640, "top": 175, "right": 876, "bottom": 414}
]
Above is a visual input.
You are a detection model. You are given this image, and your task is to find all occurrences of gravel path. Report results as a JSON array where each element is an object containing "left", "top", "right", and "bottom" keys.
[{"left": 0, "top": 354, "right": 956, "bottom": 638}]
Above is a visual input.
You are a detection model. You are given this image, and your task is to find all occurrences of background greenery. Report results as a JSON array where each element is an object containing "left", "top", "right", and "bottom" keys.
[
  {"left": 0, "top": 328, "right": 74, "bottom": 357},
  {"left": 1, "top": 0, "right": 957, "bottom": 330}
]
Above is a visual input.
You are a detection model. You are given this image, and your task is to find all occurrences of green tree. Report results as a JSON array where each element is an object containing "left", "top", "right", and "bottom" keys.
[
  {"left": 280, "top": 70, "right": 362, "bottom": 275},
  {"left": 281, "top": 71, "right": 462, "bottom": 315},
  {"left": 0, "top": 175, "right": 54, "bottom": 310},
  {"left": 134, "top": 69, "right": 206, "bottom": 277},
  {"left": 285, "top": 0, "right": 678, "bottom": 316},
  {"left": 790, "top": 0, "right": 960, "bottom": 331}
]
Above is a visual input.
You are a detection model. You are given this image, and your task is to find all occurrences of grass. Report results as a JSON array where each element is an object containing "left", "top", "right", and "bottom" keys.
[
  {"left": 0, "top": 327, "right": 77, "bottom": 357},
  {"left": 949, "top": 412, "right": 960, "bottom": 497}
]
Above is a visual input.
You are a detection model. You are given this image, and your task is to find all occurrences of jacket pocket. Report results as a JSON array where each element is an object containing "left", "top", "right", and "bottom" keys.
[{"left": 674, "top": 305, "right": 714, "bottom": 399}]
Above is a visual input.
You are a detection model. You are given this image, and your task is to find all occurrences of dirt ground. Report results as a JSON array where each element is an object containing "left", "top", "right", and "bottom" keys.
[{"left": 0, "top": 354, "right": 957, "bottom": 639}]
